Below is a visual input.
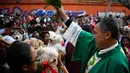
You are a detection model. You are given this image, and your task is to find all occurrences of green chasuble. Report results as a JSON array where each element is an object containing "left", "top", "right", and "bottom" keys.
[{"left": 72, "top": 30, "right": 129, "bottom": 73}]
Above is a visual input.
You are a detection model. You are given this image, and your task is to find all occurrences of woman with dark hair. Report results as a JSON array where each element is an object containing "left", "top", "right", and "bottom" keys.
[
  {"left": 121, "top": 36, "right": 130, "bottom": 54},
  {"left": 121, "top": 36, "right": 130, "bottom": 69},
  {"left": 6, "top": 41, "right": 38, "bottom": 73}
]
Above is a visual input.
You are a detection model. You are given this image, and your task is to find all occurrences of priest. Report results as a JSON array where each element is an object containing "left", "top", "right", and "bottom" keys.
[{"left": 56, "top": 7, "right": 129, "bottom": 73}]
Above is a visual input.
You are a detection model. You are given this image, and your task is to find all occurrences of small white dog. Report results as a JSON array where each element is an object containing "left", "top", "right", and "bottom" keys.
[
  {"left": 37, "top": 47, "right": 59, "bottom": 73},
  {"left": 12, "top": 30, "right": 23, "bottom": 41}
]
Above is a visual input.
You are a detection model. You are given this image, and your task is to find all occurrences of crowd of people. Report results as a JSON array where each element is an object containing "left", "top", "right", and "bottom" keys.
[{"left": 0, "top": 6, "right": 130, "bottom": 73}]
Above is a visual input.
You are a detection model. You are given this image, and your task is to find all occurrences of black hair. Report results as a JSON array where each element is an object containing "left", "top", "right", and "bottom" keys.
[
  {"left": 39, "top": 31, "right": 49, "bottom": 40},
  {"left": 30, "top": 20, "right": 37, "bottom": 25},
  {"left": 120, "top": 36, "right": 130, "bottom": 54},
  {"left": 4, "top": 21, "right": 14, "bottom": 28},
  {"left": 41, "top": 27, "right": 50, "bottom": 32},
  {"left": 121, "top": 36, "right": 130, "bottom": 47},
  {"left": 14, "top": 17, "right": 19, "bottom": 21},
  {"left": 99, "top": 17, "right": 119, "bottom": 40},
  {"left": 35, "top": 26, "right": 42, "bottom": 33},
  {"left": 81, "top": 25, "right": 92, "bottom": 33},
  {"left": 6, "top": 41, "right": 32, "bottom": 72},
  {"left": 0, "top": 18, "right": 4, "bottom": 28},
  {"left": 95, "top": 17, "right": 101, "bottom": 24},
  {"left": 32, "top": 32, "right": 42, "bottom": 40},
  {"left": 40, "top": 19, "right": 44, "bottom": 24},
  {"left": 0, "top": 48, "right": 6, "bottom": 65}
]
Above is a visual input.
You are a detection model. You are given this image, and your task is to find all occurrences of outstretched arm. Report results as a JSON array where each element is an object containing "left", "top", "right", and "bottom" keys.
[
  {"left": 58, "top": 7, "right": 69, "bottom": 24},
  {"left": 57, "top": 6, "right": 82, "bottom": 46}
]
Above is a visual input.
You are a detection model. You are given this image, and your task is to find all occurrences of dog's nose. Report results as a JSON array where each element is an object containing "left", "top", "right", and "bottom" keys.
[
  {"left": 15, "top": 37, "right": 18, "bottom": 40},
  {"left": 53, "top": 59, "right": 56, "bottom": 62}
]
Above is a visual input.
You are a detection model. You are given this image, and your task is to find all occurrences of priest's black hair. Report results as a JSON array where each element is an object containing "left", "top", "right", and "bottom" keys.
[{"left": 98, "top": 17, "right": 119, "bottom": 40}]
